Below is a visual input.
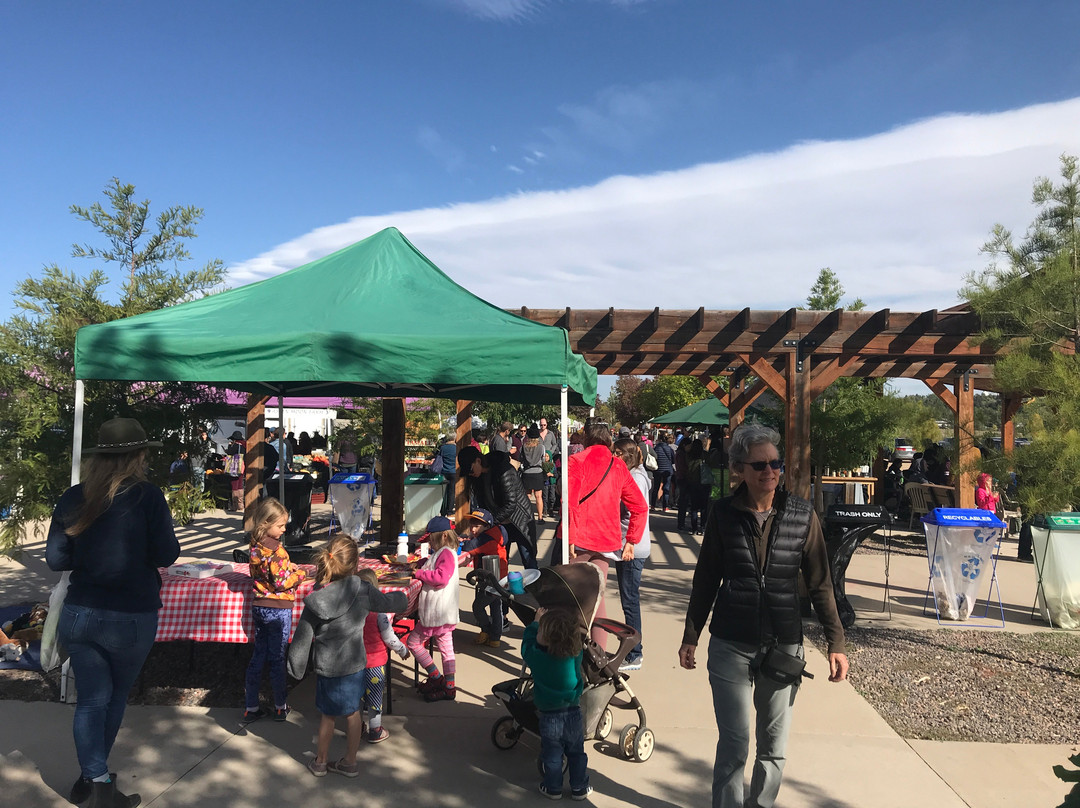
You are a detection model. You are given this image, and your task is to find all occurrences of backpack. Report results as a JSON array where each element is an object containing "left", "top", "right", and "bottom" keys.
[{"left": 699, "top": 461, "right": 714, "bottom": 486}]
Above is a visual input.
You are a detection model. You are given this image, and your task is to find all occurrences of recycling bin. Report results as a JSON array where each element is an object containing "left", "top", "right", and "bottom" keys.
[
  {"left": 262, "top": 473, "right": 313, "bottom": 545},
  {"left": 329, "top": 472, "right": 377, "bottom": 540},
  {"left": 404, "top": 472, "right": 447, "bottom": 535},
  {"left": 922, "top": 507, "right": 1006, "bottom": 621},
  {"left": 1030, "top": 513, "right": 1080, "bottom": 629}
]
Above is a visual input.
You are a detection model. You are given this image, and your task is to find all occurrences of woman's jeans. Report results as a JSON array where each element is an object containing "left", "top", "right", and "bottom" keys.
[
  {"left": 539, "top": 706, "right": 589, "bottom": 794},
  {"left": 614, "top": 558, "right": 644, "bottom": 659},
  {"left": 59, "top": 604, "right": 159, "bottom": 780},
  {"left": 707, "top": 636, "right": 801, "bottom": 808},
  {"left": 651, "top": 470, "right": 673, "bottom": 509},
  {"left": 245, "top": 606, "right": 292, "bottom": 709}
]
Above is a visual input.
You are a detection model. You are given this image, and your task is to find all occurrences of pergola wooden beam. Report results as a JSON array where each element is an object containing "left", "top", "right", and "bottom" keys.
[{"left": 512, "top": 306, "right": 1004, "bottom": 502}]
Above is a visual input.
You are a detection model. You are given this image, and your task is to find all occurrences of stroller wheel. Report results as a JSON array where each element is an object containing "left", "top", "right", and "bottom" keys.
[
  {"left": 492, "top": 715, "right": 523, "bottom": 749},
  {"left": 595, "top": 707, "right": 613, "bottom": 740},
  {"left": 633, "top": 727, "right": 655, "bottom": 762},
  {"left": 618, "top": 724, "right": 638, "bottom": 760}
]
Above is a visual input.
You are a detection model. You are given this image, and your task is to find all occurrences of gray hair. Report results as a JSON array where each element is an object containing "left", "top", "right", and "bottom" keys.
[{"left": 728, "top": 423, "right": 781, "bottom": 469}]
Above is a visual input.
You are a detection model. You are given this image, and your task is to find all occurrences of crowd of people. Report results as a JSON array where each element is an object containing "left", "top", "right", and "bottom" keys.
[{"left": 46, "top": 414, "right": 852, "bottom": 808}]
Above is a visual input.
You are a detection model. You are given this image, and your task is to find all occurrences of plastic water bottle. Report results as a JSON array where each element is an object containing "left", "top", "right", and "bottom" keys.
[
  {"left": 419, "top": 540, "right": 430, "bottom": 559},
  {"left": 396, "top": 530, "right": 409, "bottom": 563}
]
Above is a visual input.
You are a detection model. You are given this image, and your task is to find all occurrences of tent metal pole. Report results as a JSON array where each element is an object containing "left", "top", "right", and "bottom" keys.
[
  {"left": 278, "top": 391, "right": 286, "bottom": 503},
  {"left": 61, "top": 379, "right": 86, "bottom": 702},
  {"left": 71, "top": 380, "right": 85, "bottom": 486},
  {"left": 560, "top": 385, "right": 569, "bottom": 566}
]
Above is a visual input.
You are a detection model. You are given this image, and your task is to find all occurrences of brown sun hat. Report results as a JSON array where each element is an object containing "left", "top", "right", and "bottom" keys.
[{"left": 85, "top": 417, "right": 162, "bottom": 454}]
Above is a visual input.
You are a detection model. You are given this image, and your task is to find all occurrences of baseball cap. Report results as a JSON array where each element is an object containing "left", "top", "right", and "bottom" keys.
[
  {"left": 424, "top": 515, "right": 454, "bottom": 533},
  {"left": 468, "top": 508, "right": 493, "bottom": 526},
  {"left": 618, "top": 426, "right": 632, "bottom": 437}
]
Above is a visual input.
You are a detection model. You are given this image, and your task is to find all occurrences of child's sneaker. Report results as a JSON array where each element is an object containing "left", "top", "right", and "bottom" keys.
[
  {"left": 473, "top": 631, "right": 490, "bottom": 645},
  {"left": 571, "top": 785, "right": 593, "bottom": 801},
  {"left": 538, "top": 784, "right": 563, "bottom": 800},
  {"left": 366, "top": 726, "right": 390, "bottom": 743},
  {"left": 619, "top": 654, "right": 643, "bottom": 672},
  {"left": 484, "top": 638, "right": 502, "bottom": 648},
  {"left": 239, "top": 707, "right": 266, "bottom": 724},
  {"left": 417, "top": 676, "right": 444, "bottom": 695},
  {"left": 424, "top": 683, "right": 456, "bottom": 702},
  {"left": 273, "top": 706, "right": 290, "bottom": 722},
  {"left": 307, "top": 758, "right": 328, "bottom": 777}
]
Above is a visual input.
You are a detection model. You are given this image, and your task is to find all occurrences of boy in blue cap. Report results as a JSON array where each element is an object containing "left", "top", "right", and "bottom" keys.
[{"left": 457, "top": 508, "right": 510, "bottom": 648}]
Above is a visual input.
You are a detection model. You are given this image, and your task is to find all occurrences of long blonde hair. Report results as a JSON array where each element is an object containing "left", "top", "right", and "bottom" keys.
[
  {"left": 426, "top": 529, "right": 459, "bottom": 553},
  {"left": 67, "top": 450, "right": 149, "bottom": 536},
  {"left": 316, "top": 536, "right": 358, "bottom": 586},
  {"left": 250, "top": 497, "right": 289, "bottom": 545}
]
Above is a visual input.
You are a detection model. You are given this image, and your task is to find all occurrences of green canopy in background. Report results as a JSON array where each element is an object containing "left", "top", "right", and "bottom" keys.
[
  {"left": 650, "top": 396, "right": 729, "bottom": 426},
  {"left": 74, "top": 227, "right": 596, "bottom": 406}
]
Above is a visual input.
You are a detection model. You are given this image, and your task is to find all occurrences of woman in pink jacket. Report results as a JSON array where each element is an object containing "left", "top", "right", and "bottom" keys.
[{"left": 567, "top": 418, "right": 648, "bottom": 650}]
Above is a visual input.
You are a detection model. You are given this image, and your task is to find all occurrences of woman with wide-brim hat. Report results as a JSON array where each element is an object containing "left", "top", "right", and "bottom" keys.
[{"left": 46, "top": 417, "right": 180, "bottom": 808}]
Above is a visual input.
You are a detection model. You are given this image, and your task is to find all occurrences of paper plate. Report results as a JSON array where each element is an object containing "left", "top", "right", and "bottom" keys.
[{"left": 499, "top": 568, "right": 541, "bottom": 588}]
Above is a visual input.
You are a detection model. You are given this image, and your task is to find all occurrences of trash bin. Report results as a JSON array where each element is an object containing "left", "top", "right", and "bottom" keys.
[
  {"left": 823, "top": 504, "right": 891, "bottom": 628},
  {"left": 404, "top": 472, "right": 446, "bottom": 535},
  {"left": 1030, "top": 513, "right": 1080, "bottom": 629},
  {"left": 922, "top": 507, "right": 1006, "bottom": 622},
  {"left": 263, "top": 473, "right": 314, "bottom": 545},
  {"left": 329, "top": 472, "right": 377, "bottom": 540}
]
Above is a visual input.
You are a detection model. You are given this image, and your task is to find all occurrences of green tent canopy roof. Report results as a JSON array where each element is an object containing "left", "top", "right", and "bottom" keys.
[
  {"left": 74, "top": 227, "right": 596, "bottom": 406},
  {"left": 650, "top": 397, "right": 729, "bottom": 426}
]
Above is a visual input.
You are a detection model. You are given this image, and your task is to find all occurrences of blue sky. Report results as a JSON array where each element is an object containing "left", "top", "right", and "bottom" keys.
[{"left": 3, "top": 1, "right": 1080, "bottom": 396}]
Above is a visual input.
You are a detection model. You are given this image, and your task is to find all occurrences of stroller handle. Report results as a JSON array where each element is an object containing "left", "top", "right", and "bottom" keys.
[
  {"left": 466, "top": 568, "right": 512, "bottom": 600},
  {"left": 592, "top": 617, "right": 642, "bottom": 644}
]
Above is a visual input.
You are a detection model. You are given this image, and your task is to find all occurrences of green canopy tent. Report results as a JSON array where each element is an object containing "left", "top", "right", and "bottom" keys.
[
  {"left": 71, "top": 226, "right": 595, "bottom": 558},
  {"left": 650, "top": 396, "right": 729, "bottom": 426}
]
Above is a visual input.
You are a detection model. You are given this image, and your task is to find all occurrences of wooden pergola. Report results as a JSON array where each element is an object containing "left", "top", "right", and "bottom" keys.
[{"left": 513, "top": 305, "right": 1017, "bottom": 509}]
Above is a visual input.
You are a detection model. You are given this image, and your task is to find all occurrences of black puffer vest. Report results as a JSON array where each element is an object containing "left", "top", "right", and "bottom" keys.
[{"left": 709, "top": 491, "right": 812, "bottom": 646}]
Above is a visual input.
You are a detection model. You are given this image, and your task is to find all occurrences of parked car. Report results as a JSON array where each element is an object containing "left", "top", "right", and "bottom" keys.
[{"left": 892, "top": 438, "right": 915, "bottom": 460}]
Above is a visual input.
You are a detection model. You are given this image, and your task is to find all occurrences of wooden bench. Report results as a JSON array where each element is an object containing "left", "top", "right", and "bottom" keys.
[{"left": 906, "top": 482, "right": 957, "bottom": 527}]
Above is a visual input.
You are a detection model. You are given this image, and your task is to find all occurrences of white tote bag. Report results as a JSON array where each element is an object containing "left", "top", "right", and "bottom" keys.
[{"left": 39, "top": 571, "right": 70, "bottom": 671}]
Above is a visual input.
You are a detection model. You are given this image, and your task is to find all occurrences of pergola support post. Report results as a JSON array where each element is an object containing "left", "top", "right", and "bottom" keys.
[
  {"left": 244, "top": 394, "right": 270, "bottom": 532},
  {"left": 381, "top": 398, "right": 406, "bottom": 543},
  {"left": 1001, "top": 395, "right": 1022, "bottom": 455},
  {"left": 784, "top": 352, "right": 812, "bottom": 499},
  {"left": 454, "top": 400, "right": 473, "bottom": 523}
]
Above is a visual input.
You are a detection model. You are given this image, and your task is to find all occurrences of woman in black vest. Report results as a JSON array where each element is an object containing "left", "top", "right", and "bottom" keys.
[{"left": 677, "top": 423, "right": 849, "bottom": 808}]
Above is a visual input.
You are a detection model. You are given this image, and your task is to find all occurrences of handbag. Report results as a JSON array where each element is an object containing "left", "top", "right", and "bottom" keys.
[
  {"left": 643, "top": 446, "right": 658, "bottom": 472},
  {"left": 39, "top": 572, "right": 71, "bottom": 671},
  {"left": 758, "top": 644, "right": 812, "bottom": 685},
  {"left": 430, "top": 454, "right": 444, "bottom": 474}
]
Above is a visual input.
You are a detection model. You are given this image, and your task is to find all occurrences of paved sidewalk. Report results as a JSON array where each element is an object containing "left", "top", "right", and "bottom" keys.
[{"left": 0, "top": 510, "right": 1074, "bottom": 807}]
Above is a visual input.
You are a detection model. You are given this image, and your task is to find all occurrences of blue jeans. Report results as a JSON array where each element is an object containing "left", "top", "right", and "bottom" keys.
[
  {"left": 245, "top": 606, "right": 292, "bottom": 709},
  {"left": 59, "top": 604, "right": 159, "bottom": 780},
  {"left": 538, "top": 706, "right": 589, "bottom": 794},
  {"left": 707, "top": 636, "right": 801, "bottom": 808},
  {"left": 472, "top": 588, "right": 505, "bottom": 641},
  {"left": 651, "top": 470, "right": 673, "bottom": 509},
  {"left": 614, "top": 558, "right": 644, "bottom": 659}
]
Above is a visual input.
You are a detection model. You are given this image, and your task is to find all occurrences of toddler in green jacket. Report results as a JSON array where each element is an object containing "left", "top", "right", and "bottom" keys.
[{"left": 521, "top": 607, "right": 592, "bottom": 801}]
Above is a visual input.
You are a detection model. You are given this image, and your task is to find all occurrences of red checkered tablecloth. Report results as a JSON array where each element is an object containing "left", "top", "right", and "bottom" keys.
[{"left": 156, "top": 558, "right": 422, "bottom": 644}]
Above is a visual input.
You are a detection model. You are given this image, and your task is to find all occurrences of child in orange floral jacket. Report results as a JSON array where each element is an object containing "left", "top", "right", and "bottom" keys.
[{"left": 242, "top": 497, "right": 307, "bottom": 723}]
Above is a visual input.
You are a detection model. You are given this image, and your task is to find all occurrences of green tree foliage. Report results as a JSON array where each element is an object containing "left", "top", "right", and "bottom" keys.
[
  {"left": 962, "top": 154, "right": 1080, "bottom": 512},
  {"left": 607, "top": 376, "right": 649, "bottom": 428},
  {"left": 800, "top": 269, "right": 892, "bottom": 471},
  {"left": 0, "top": 179, "right": 227, "bottom": 554},
  {"left": 634, "top": 375, "right": 710, "bottom": 421}
]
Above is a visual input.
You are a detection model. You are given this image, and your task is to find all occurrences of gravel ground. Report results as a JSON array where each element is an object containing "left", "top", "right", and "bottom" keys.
[{"left": 804, "top": 623, "right": 1080, "bottom": 744}]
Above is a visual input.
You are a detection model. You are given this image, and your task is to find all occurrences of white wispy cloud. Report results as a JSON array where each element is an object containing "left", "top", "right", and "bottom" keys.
[
  {"left": 430, "top": 0, "right": 548, "bottom": 21},
  {"left": 228, "top": 98, "right": 1080, "bottom": 315},
  {"left": 416, "top": 125, "right": 466, "bottom": 174}
]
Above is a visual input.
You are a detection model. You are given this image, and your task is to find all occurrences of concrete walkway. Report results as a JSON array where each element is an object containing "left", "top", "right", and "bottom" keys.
[{"left": 1, "top": 509, "right": 1074, "bottom": 807}]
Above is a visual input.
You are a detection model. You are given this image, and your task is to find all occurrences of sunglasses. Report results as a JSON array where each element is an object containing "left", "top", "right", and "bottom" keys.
[{"left": 739, "top": 459, "right": 783, "bottom": 472}]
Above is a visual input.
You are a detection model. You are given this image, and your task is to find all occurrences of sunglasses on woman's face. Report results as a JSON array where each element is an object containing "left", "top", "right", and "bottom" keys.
[{"left": 740, "top": 459, "right": 783, "bottom": 472}]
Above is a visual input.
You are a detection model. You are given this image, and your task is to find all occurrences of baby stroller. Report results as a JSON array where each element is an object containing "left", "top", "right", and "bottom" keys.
[{"left": 466, "top": 562, "right": 655, "bottom": 763}]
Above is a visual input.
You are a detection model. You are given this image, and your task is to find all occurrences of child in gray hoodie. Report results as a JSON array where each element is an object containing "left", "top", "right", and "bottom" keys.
[{"left": 287, "top": 536, "right": 407, "bottom": 777}]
